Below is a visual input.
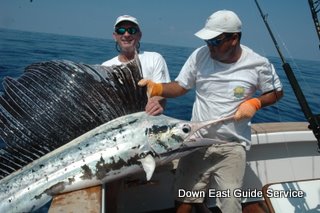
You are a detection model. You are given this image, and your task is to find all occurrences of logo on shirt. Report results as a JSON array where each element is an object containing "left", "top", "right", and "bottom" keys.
[{"left": 233, "top": 86, "right": 245, "bottom": 99}]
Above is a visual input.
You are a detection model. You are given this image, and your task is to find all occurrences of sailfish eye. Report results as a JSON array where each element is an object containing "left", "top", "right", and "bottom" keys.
[{"left": 182, "top": 124, "right": 191, "bottom": 133}]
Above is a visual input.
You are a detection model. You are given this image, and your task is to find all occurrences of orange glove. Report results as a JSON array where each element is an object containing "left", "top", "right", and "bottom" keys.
[
  {"left": 234, "top": 98, "right": 261, "bottom": 121},
  {"left": 138, "top": 79, "right": 163, "bottom": 97}
]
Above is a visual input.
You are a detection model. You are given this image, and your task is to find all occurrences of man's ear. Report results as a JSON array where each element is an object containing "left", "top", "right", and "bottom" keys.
[{"left": 112, "top": 33, "right": 117, "bottom": 41}]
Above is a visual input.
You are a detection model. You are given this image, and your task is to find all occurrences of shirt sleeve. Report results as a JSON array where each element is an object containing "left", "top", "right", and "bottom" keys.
[
  {"left": 175, "top": 49, "right": 198, "bottom": 90},
  {"left": 139, "top": 52, "right": 171, "bottom": 83},
  {"left": 150, "top": 53, "right": 171, "bottom": 83},
  {"left": 258, "top": 61, "right": 283, "bottom": 93}
]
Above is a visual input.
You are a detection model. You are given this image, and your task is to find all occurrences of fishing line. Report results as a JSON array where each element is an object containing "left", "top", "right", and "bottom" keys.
[
  {"left": 246, "top": 1, "right": 285, "bottom": 123},
  {"left": 271, "top": 30, "right": 320, "bottom": 123},
  {"left": 254, "top": 0, "right": 309, "bottom": 182},
  {"left": 280, "top": 38, "right": 320, "bottom": 109},
  {"left": 255, "top": 0, "right": 320, "bottom": 152},
  {"left": 134, "top": 50, "right": 143, "bottom": 78}
]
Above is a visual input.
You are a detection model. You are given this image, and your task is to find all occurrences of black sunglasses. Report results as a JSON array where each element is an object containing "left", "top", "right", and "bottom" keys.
[
  {"left": 205, "top": 33, "right": 234, "bottom": 46},
  {"left": 115, "top": 27, "right": 139, "bottom": 35}
]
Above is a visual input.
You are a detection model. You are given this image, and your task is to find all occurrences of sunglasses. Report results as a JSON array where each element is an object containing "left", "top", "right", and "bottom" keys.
[
  {"left": 205, "top": 34, "right": 233, "bottom": 46},
  {"left": 115, "top": 27, "right": 139, "bottom": 35}
]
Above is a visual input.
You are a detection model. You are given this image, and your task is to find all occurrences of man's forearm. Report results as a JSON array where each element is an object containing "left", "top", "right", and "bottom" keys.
[
  {"left": 258, "top": 89, "right": 284, "bottom": 108},
  {"left": 162, "top": 81, "right": 188, "bottom": 98}
]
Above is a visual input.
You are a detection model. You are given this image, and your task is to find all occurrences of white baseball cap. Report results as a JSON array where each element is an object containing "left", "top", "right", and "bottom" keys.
[
  {"left": 195, "top": 10, "right": 242, "bottom": 40},
  {"left": 114, "top": 15, "right": 139, "bottom": 27}
]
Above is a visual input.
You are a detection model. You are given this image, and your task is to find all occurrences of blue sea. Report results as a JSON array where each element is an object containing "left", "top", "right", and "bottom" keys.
[
  {"left": 0, "top": 28, "right": 320, "bottom": 212},
  {"left": 1, "top": 28, "right": 319, "bottom": 124}
]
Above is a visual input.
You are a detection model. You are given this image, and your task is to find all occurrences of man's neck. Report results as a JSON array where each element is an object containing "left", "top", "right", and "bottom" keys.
[{"left": 221, "top": 45, "right": 242, "bottom": 64}]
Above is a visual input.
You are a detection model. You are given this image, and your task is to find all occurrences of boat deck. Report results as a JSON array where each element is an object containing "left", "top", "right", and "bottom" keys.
[{"left": 252, "top": 122, "right": 309, "bottom": 133}]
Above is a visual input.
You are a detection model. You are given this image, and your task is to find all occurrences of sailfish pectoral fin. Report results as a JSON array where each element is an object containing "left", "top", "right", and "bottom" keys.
[{"left": 138, "top": 154, "right": 156, "bottom": 181}]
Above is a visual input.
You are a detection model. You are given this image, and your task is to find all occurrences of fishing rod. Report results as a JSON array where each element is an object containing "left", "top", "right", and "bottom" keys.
[
  {"left": 307, "top": 0, "right": 320, "bottom": 49},
  {"left": 254, "top": 0, "right": 320, "bottom": 152}
]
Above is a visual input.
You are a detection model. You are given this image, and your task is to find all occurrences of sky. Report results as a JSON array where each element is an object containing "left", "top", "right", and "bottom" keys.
[{"left": 1, "top": 0, "right": 320, "bottom": 61}]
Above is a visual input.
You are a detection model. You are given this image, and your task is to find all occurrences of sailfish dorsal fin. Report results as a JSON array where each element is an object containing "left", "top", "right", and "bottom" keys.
[{"left": 0, "top": 60, "right": 147, "bottom": 179}]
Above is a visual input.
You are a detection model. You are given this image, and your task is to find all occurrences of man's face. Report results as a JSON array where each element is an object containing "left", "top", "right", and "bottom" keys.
[
  {"left": 206, "top": 33, "right": 237, "bottom": 63},
  {"left": 113, "top": 21, "right": 141, "bottom": 53}
]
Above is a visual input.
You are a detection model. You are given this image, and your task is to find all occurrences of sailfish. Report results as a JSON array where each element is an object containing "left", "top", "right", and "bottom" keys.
[{"left": 0, "top": 59, "right": 229, "bottom": 212}]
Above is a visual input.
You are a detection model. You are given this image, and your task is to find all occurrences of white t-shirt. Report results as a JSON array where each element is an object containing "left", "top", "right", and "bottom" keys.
[
  {"left": 176, "top": 45, "right": 282, "bottom": 149},
  {"left": 102, "top": 51, "right": 170, "bottom": 83}
]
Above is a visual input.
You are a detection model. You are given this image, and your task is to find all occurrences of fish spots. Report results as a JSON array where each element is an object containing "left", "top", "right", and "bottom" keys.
[
  {"left": 43, "top": 182, "right": 66, "bottom": 196},
  {"left": 127, "top": 154, "right": 143, "bottom": 166},
  {"left": 92, "top": 118, "right": 138, "bottom": 139},
  {"left": 94, "top": 155, "right": 141, "bottom": 180},
  {"left": 110, "top": 123, "right": 128, "bottom": 132},
  {"left": 95, "top": 156, "right": 128, "bottom": 180},
  {"left": 68, "top": 177, "right": 75, "bottom": 184},
  {"left": 78, "top": 143, "right": 89, "bottom": 151},
  {"left": 34, "top": 182, "right": 66, "bottom": 200},
  {"left": 95, "top": 157, "right": 110, "bottom": 180},
  {"left": 80, "top": 164, "right": 93, "bottom": 180},
  {"left": 171, "top": 134, "right": 183, "bottom": 142},
  {"left": 131, "top": 145, "right": 141, "bottom": 150},
  {"left": 147, "top": 125, "right": 169, "bottom": 135},
  {"left": 156, "top": 140, "right": 169, "bottom": 150},
  {"left": 145, "top": 125, "right": 183, "bottom": 150}
]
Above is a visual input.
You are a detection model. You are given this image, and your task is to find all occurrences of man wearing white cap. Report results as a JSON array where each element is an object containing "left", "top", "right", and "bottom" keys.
[
  {"left": 139, "top": 10, "right": 283, "bottom": 212},
  {"left": 102, "top": 15, "right": 170, "bottom": 212},
  {"left": 102, "top": 15, "right": 170, "bottom": 115}
]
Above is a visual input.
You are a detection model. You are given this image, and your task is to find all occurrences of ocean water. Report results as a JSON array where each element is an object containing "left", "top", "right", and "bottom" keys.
[{"left": 0, "top": 28, "right": 320, "bottom": 212}]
